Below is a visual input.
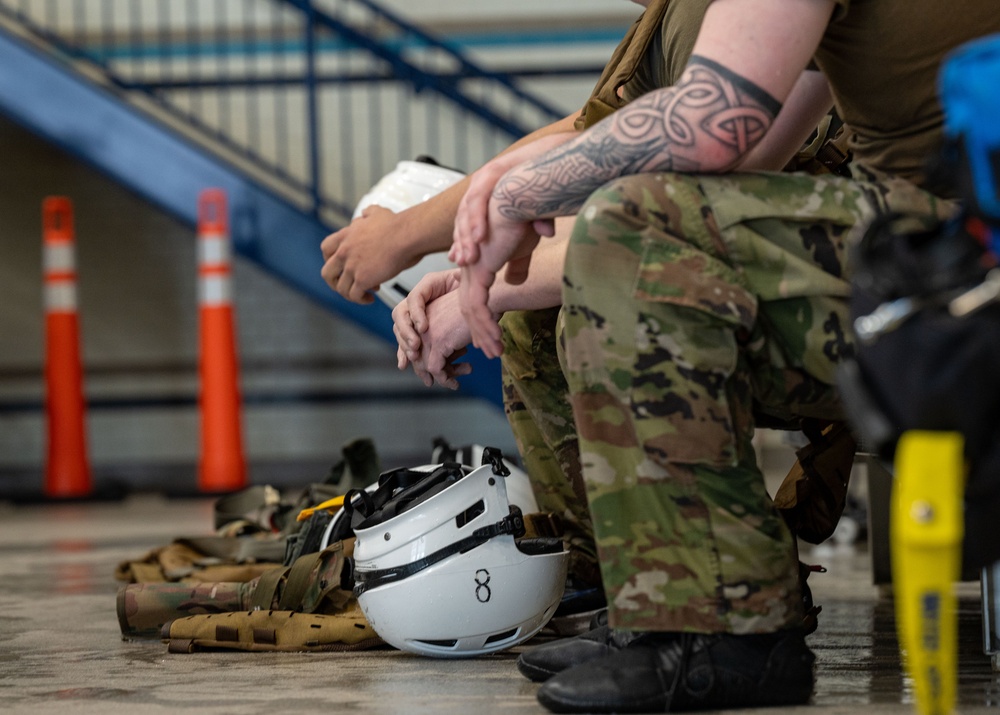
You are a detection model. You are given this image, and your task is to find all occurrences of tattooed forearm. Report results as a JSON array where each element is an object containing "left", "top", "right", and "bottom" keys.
[{"left": 493, "top": 55, "right": 782, "bottom": 221}]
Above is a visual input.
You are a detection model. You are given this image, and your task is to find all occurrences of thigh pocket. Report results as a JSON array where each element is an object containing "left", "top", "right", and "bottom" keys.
[{"left": 626, "top": 239, "right": 752, "bottom": 469}]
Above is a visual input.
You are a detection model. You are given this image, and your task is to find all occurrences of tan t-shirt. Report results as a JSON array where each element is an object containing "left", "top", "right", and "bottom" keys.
[
  {"left": 579, "top": 0, "right": 997, "bottom": 191},
  {"left": 816, "top": 0, "right": 1000, "bottom": 188},
  {"left": 575, "top": 0, "right": 711, "bottom": 130}
]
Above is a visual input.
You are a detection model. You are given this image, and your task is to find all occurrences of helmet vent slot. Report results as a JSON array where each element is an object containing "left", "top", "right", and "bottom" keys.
[
  {"left": 414, "top": 638, "right": 458, "bottom": 649},
  {"left": 455, "top": 500, "right": 486, "bottom": 529},
  {"left": 484, "top": 628, "right": 519, "bottom": 646}
]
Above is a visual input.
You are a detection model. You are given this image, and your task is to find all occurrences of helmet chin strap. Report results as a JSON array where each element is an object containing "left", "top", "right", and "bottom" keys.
[
  {"left": 353, "top": 505, "right": 526, "bottom": 596},
  {"left": 480, "top": 445, "right": 511, "bottom": 476},
  {"left": 348, "top": 446, "right": 523, "bottom": 596},
  {"left": 344, "top": 463, "right": 467, "bottom": 531}
]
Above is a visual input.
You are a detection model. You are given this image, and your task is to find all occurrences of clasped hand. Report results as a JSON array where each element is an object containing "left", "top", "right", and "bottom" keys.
[
  {"left": 320, "top": 205, "right": 419, "bottom": 304},
  {"left": 450, "top": 169, "right": 553, "bottom": 358},
  {"left": 392, "top": 269, "right": 477, "bottom": 390}
]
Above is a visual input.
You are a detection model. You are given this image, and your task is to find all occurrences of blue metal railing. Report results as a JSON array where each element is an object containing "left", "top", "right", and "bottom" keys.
[
  {"left": 0, "top": 0, "right": 600, "bottom": 409},
  {"left": 0, "top": 0, "right": 566, "bottom": 225}
]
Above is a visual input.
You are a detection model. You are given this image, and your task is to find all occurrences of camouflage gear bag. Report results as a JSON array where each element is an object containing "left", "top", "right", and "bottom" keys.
[
  {"left": 162, "top": 606, "right": 380, "bottom": 653},
  {"left": 119, "top": 538, "right": 385, "bottom": 652}
]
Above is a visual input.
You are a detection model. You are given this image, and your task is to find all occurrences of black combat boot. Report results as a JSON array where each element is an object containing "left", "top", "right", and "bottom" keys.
[
  {"left": 536, "top": 629, "right": 815, "bottom": 713},
  {"left": 517, "top": 610, "right": 652, "bottom": 682}
]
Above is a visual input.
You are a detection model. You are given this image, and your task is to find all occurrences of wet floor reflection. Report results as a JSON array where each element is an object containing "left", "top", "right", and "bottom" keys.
[
  {"left": 812, "top": 595, "right": 1000, "bottom": 710},
  {"left": 52, "top": 539, "right": 98, "bottom": 595}
]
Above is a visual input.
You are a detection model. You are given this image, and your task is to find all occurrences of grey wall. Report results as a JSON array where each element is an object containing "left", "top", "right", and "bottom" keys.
[
  {"left": 0, "top": 115, "right": 517, "bottom": 495},
  {"left": 0, "top": 1, "right": 648, "bottom": 497}
]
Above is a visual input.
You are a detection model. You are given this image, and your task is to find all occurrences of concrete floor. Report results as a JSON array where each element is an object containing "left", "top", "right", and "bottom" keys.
[{"left": 1, "top": 493, "right": 999, "bottom": 715}]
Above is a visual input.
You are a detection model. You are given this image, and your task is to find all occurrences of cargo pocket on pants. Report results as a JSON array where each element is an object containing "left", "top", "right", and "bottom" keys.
[{"left": 627, "top": 235, "right": 756, "bottom": 469}]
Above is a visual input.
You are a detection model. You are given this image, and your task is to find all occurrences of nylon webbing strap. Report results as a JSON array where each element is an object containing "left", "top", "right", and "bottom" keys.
[
  {"left": 345, "top": 462, "right": 475, "bottom": 532},
  {"left": 249, "top": 565, "right": 290, "bottom": 611},
  {"left": 815, "top": 135, "right": 852, "bottom": 177},
  {"left": 353, "top": 509, "right": 525, "bottom": 596},
  {"left": 176, "top": 535, "right": 287, "bottom": 565},
  {"left": 213, "top": 485, "right": 281, "bottom": 530},
  {"left": 277, "top": 550, "right": 326, "bottom": 611},
  {"left": 522, "top": 512, "right": 564, "bottom": 539}
]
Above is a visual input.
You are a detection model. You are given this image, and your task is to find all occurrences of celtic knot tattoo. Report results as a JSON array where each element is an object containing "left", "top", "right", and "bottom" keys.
[{"left": 493, "top": 55, "right": 781, "bottom": 221}]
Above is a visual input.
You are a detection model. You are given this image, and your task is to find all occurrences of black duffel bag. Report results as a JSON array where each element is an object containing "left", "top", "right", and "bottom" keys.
[{"left": 837, "top": 210, "right": 1000, "bottom": 573}]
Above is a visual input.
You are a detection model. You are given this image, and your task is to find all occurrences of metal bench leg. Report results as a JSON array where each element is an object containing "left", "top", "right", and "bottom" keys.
[
  {"left": 865, "top": 454, "right": 894, "bottom": 586},
  {"left": 981, "top": 561, "right": 1000, "bottom": 672}
]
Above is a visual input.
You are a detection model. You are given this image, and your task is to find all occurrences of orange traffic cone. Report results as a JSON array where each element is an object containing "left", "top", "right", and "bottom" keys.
[
  {"left": 42, "top": 196, "right": 92, "bottom": 498},
  {"left": 196, "top": 188, "right": 247, "bottom": 492}
]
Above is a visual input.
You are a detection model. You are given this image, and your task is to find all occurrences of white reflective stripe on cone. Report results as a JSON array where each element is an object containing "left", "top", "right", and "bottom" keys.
[
  {"left": 199, "top": 273, "right": 232, "bottom": 306},
  {"left": 45, "top": 280, "right": 77, "bottom": 312},
  {"left": 198, "top": 233, "right": 230, "bottom": 266},
  {"left": 43, "top": 243, "right": 75, "bottom": 273}
]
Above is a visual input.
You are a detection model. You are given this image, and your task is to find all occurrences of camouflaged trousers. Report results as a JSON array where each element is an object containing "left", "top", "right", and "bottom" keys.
[
  {"left": 501, "top": 307, "right": 601, "bottom": 588},
  {"left": 507, "top": 166, "right": 952, "bottom": 634}
]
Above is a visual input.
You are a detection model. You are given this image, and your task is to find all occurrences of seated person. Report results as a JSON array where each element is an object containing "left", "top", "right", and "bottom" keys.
[{"left": 446, "top": 0, "right": 992, "bottom": 712}]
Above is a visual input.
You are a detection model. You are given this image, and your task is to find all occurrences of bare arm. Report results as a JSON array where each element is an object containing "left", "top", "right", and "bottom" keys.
[
  {"left": 738, "top": 70, "right": 833, "bottom": 172},
  {"left": 486, "top": 221, "right": 570, "bottom": 313},
  {"left": 320, "top": 111, "right": 581, "bottom": 303},
  {"left": 448, "top": 132, "right": 579, "bottom": 268},
  {"left": 487, "top": 0, "right": 833, "bottom": 223},
  {"left": 455, "top": 0, "right": 838, "bottom": 356}
]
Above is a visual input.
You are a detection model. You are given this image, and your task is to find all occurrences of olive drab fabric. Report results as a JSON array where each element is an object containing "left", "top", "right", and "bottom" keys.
[
  {"left": 574, "top": 0, "right": 709, "bottom": 131},
  {"left": 196, "top": 543, "right": 381, "bottom": 651},
  {"left": 572, "top": 0, "right": 665, "bottom": 131},
  {"left": 118, "top": 580, "right": 250, "bottom": 639},
  {"left": 114, "top": 438, "right": 380, "bottom": 585},
  {"left": 115, "top": 439, "right": 385, "bottom": 652},
  {"left": 815, "top": 0, "right": 1000, "bottom": 189},
  {"left": 501, "top": 307, "right": 600, "bottom": 588},
  {"left": 114, "top": 539, "right": 283, "bottom": 586}
]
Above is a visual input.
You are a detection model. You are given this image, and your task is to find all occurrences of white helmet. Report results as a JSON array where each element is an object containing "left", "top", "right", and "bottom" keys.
[
  {"left": 344, "top": 448, "right": 568, "bottom": 658},
  {"left": 353, "top": 157, "right": 465, "bottom": 309}
]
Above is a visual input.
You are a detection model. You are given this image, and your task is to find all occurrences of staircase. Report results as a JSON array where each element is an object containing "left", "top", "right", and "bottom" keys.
[{"left": 0, "top": 0, "right": 568, "bottom": 406}]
